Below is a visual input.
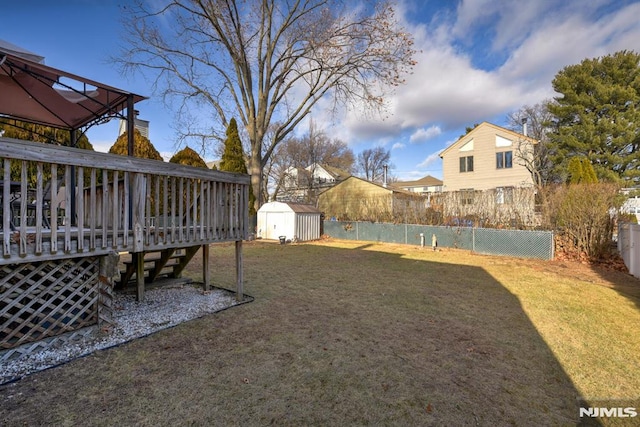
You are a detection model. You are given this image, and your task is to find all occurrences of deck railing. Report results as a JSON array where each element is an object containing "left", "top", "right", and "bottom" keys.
[{"left": 0, "top": 137, "right": 250, "bottom": 265}]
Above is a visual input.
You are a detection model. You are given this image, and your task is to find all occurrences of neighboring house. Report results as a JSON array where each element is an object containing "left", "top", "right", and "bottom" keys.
[
  {"left": 279, "top": 163, "right": 351, "bottom": 203},
  {"left": 392, "top": 175, "right": 443, "bottom": 195},
  {"left": 317, "top": 176, "right": 426, "bottom": 222},
  {"left": 621, "top": 188, "right": 640, "bottom": 222},
  {"left": 439, "top": 122, "right": 539, "bottom": 227},
  {"left": 391, "top": 175, "right": 443, "bottom": 210},
  {"left": 118, "top": 111, "right": 149, "bottom": 139},
  {"left": 440, "top": 122, "right": 537, "bottom": 192},
  {"left": 206, "top": 160, "right": 221, "bottom": 169}
]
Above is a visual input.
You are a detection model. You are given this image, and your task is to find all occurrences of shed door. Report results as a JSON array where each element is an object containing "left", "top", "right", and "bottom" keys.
[{"left": 265, "top": 212, "right": 287, "bottom": 240}]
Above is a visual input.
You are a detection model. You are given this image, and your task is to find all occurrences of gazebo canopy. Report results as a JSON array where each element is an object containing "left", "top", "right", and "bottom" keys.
[{"left": 0, "top": 40, "right": 145, "bottom": 131}]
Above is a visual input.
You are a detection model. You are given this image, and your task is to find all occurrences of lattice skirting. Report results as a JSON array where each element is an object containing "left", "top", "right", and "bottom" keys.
[
  {"left": 1, "top": 256, "right": 114, "bottom": 352},
  {"left": 0, "top": 324, "right": 99, "bottom": 364}
]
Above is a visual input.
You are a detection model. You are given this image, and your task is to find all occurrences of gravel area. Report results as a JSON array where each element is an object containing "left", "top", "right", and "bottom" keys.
[{"left": 1, "top": 285, "right": 249, "bottom": 385}]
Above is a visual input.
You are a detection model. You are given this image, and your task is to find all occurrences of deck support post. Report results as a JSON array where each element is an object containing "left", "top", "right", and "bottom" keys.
[
  {"left": 98, "top": 251, "right": 119, "bottom": 326},
  {"left": 203, "top": 244, "right": 210, "bottom": 291},
  {"left": 235, "top": 240, "right": 243, "bottom": 301},
  {"left": 135, "top": 252, "right": 145, "bottom": 302}
]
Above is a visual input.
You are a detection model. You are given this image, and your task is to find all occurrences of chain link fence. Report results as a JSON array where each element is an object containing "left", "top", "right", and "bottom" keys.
[{"left": 323, "top": 221, "right": 554, "bottom": 260}]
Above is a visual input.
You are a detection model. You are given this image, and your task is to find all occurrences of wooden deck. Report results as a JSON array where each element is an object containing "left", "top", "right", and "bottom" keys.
[
  {"left": 1, "top": 137, "right": 250, "bottom": 354},
  {"left": 1, "top": 137, "right": 250, "bottom": 265}
]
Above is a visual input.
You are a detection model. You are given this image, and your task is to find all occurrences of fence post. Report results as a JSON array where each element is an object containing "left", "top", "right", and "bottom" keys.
[
  {"left": 631, "top": 225, "right": 638, "bottom": 278},
  {"left": 472, "top": 227, "right": 476, "bottom": 253}
]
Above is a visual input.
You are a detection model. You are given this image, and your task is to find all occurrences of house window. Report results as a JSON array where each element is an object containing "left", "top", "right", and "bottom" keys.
[
  {"left": 459, "top": 156, "right": 474, "bottom": 173},
  {"left": 496, "top": 151, "right": 513, "bottom": 169},
  {"left": 461, "top": 188, "right": 474, "bottom": 205},
  {"left": 496, "top": 187, "right": 514, "bottom": 204}
]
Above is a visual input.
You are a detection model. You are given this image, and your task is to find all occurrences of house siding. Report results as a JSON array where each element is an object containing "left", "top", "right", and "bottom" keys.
[
  {"left": 441, "top": 123, "right": 535, "bottom": 191},
  {"left": 318, "top": 177, "right": 393, "bottom": 220}
]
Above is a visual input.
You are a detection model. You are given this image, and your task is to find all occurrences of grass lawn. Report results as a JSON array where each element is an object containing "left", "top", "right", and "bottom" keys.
[{"left": 1, "top": 239, "right": 639, "bottom": 426}]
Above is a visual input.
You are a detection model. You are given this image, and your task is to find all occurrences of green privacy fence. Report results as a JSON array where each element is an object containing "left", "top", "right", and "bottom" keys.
[{"left": 323, "top": 221, "right": 554, "bottom": 260}]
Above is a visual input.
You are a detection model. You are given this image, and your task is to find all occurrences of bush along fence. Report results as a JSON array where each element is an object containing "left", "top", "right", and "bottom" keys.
[
  {"left": 618, "top": 222, "right": 640, "bottom": 279},
  {"left": 323, "top": 221, "right": 555, "bottom": 260}
]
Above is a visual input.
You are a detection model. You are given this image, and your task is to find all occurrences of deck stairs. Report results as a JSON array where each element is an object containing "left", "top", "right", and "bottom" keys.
[{"left": 115, "top": 246, "right": 200, "bottom": 289}]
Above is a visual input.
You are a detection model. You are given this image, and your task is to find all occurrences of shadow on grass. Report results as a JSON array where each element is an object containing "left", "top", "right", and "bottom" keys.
[
  {"left": 0, "top": 242, "right": 598, "bottom": 426},
  {"left": 588, "top": 261, "right": 640, "bottom": 311}
]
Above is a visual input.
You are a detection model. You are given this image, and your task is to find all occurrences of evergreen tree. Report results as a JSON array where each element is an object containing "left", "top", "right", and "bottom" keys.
[
  {"left": 169, "top": 146, "right": 208, "bottom": 168},
  {"left": 220, "top": 119, "right": 246, "bottom": 171},
  {"left": 220, "top": 118, "right": 256, "bottom": 215},
  {"left": 0, "top": 119, "right": 93, "bottom": 149},
  {"left": 0, "top": 120, "right": 93, "bottom": 185},
  {"left": 547, "top": 51, "right": 640, "bottom": 184},
  {"left": 567, "top": 157, "right": 598, "bottom": 184},
  {"left": 109, "top": 129, "right": 163, "bottom": 161}
]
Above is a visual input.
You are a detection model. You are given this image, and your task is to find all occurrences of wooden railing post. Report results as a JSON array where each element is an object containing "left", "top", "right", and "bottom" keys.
[{"left": 132, "top": 173, "right": 146, "bottom": 253}]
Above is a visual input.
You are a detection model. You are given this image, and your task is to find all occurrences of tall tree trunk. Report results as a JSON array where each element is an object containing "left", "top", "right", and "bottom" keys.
[{"left": 249, "top": 154, "right": 263, "bottom": 213}]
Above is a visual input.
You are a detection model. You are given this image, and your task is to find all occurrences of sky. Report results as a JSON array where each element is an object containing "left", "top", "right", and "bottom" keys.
[{"left": 3, "top": 0, "right": 640, "bottom": 181}]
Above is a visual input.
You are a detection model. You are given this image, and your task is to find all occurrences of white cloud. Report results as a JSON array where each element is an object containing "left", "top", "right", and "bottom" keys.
[
  {"left": 159, "top": 151, "right": 173, "bottom": 162},
  {"left": 409, "top": 125, "right": 442, "bottom": 143},
  {"left": 392, "top": 142, "right": 406, "bottom": 150},
  {"left": 417, "top": 151, "right": 441, "bottom": 168},
  {"left": 497, "top": 3, "right": 640, "bottom": 91},
  {"left": 342, "top": 0, "right": 640, "bottom": 146},
  {"left": 91, "top": 141, "right": 112, "bottom": 153}
]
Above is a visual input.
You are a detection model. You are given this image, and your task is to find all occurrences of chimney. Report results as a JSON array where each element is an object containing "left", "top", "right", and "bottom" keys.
[
  {"left": 521, "top": 117, "right": 528, "bottom": 136},
  {"left": 383, "top": 164, "right": 388, "bottom": 188},
  {"left": 119, "top": 112, "right": 150, "bottom": 139}
]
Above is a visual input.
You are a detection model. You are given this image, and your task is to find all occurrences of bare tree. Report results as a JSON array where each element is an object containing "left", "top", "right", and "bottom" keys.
[
  {"left": 506, "top": 101, "right": 557, "bottom": 187},
  {"left": 117, "top": 0, "right": 416, "bottom": 212},
  {"left": 273, "top": 119, "right": 354, "bottom": 202},
  {"left": 356, "top": 146, "right": 392, "bottom": 183},
  {"left": 506, "top": 101, "right": 554, "bottom": 142},
  {"left": 286, "top": 121, "right": 354, "bottom": 173}
]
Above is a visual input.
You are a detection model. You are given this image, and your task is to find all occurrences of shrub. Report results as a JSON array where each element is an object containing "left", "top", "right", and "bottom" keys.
[{"left": 544, "top": 183, "right": 622, "bottom": 260}]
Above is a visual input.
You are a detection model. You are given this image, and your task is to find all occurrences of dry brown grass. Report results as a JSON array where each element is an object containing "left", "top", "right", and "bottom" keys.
[{"left": 1, "top": 239, "right": 639, "bottom": 426}]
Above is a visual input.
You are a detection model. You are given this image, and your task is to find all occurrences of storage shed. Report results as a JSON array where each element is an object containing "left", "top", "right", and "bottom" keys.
[{"left": 257, "top": 202, "right": 321, "bottom": 242}]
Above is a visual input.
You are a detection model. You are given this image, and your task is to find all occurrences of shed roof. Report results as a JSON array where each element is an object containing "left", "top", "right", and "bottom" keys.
[
  {"left": 286, "top": 203, "right": 322, "bottom": 214},
  {"left": 259, "top": 201, "right": 321, "bottom": 214},
  {"left": 0, "top": 40, "right": 146, "bottom": 130}
]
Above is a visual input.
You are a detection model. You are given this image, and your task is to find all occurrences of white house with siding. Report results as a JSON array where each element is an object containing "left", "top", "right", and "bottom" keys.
[{"left": 439, "top": 122, "right": 537, "bottom": 192}]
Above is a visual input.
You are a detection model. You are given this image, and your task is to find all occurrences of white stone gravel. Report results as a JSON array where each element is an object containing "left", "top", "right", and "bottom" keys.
[{"left": 0, "top": 285, "right": 246, "bottom": 385}]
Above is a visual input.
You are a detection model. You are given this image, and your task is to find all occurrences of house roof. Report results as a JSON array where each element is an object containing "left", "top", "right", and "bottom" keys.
[
  {"left": 393, "top": 175, "right": 443, "bottom": 188},
  {"left": 0, "top": 40, "right": 146, "bottom": 130},
  {"left": 319, "top": 176, "right": 418, "bottom": 197},
  {"left": 439, "top": 121, "right": 538, "bottom": 158},
  {"left": 318, "top": 164, "right": 351, "bottom": 180}
]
